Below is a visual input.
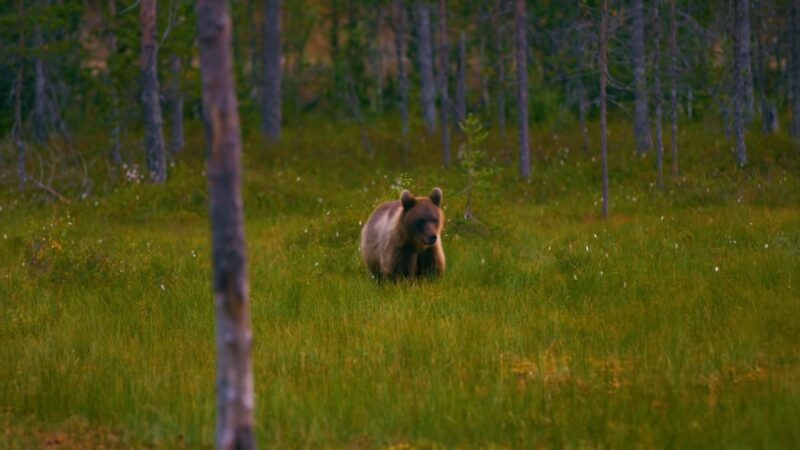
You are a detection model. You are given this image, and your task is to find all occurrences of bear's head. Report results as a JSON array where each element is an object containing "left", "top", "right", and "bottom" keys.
[{"left": 400, "top": 188, "right": 444, "bottom": 249}]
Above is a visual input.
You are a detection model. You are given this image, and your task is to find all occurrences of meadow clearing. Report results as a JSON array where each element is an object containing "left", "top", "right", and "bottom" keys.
[{"left": 1, "top": 119, "right": 799, "bottom": 448}]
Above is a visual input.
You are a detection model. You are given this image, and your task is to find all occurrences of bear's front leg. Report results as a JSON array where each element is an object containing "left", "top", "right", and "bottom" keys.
[{"left": 417, "top": 246, "right": 445, "bottom": 276}]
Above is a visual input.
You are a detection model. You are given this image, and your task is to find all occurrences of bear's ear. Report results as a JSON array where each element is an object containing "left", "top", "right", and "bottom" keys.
[
  {"left": 429, "top": 187, "right": 442, "bottom": 206},
  {"left": 401, "top": 190, "right": 416, "bottom": 210}
]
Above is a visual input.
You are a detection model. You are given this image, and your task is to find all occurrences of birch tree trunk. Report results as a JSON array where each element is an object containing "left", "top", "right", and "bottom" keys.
[
  {"left": 631, "top": 0, "right": 651, "bottom": 154},
  {"left": 438, "top": 0, "right": 451, "bottom": 167},
  {"left": 262, "top": 0, "right": 282, "bottom": 140},
  {"left": 669, "top": 0, "right": 679, "bottom": 178},
  {"left": 653, "top": 0, "right": 664, "bottom": 187},
  {"left": 394, "top": 0, "right": 410, "bottom": 153},
  {"left": 515, "top": 0, "right": 530, "bottom": 178},
  {"left": 600, "top": 0, "right": 609, "bottom": 217},
  {"left": 791, "top": 3, "right": 800, "bottom": 139},
  {"left": 415, "top": 2, "right": 437, "bottom": 133},
  {"left": 370, "top": 8, "right": 384, "bottom": 114},
  {"left": 169, "top": 55, "right": 184, "bottom": 154},
  {"left": 455, "top": 32, "right": 467, "bottom": 123},
  {"left": 14, "top": 3, "right": 25, "bottom": 190},
  {"left": 576, "top": 0, "right": 590, "bottom": 156},
  {"left": 733, "top": 0, "right": 749, "bottom": 166},
  {"left": 33, "top": 24, "right": 49, "bottom": 144},
  {"left": 108, "top": 0, "right": 123, "bottom": 165},
  {"left": 196, "top": 0, "right": 256, "bottom": 448},
  {"left": 743, "top": 0, "right": 755, "bottom": 118},
  {"left": 752, "top": 6, "right": 770, "bottom": 133},
  {"left": 494, "top": 0, "right": 507, "bottom": 160},
  {"left": 140, "top": 0, "right": 167, "bottom": 182}
]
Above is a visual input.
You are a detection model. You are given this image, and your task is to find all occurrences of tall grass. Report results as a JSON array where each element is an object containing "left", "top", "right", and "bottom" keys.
[{"left": 1, "top": 117, "right": 799, "bottom": 448}]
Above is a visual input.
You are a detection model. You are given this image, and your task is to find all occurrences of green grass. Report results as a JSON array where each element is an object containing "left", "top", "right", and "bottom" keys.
[{"left": 1, "top": 117, "right": 799, "bottom": 448}]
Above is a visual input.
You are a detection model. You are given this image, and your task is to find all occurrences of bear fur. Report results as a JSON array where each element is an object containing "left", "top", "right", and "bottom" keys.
[{"left": 360, "top": 188, "right": 446, "bottom": 280}]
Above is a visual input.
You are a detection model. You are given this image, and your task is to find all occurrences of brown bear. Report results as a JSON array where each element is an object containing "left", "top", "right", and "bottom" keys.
[{"left": 360, "top": 188, "right": 446, "bottom": 280}]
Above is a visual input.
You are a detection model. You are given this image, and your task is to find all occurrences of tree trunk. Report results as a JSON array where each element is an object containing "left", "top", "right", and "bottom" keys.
[
  {"left": 108, "top": 0, "right": 123, "bottom": 165},
  {"left": 330, "top": 0, "right": 342, "bottom": 107},
  {"left": 415, "top": 2, "right": 437, "bottom": 133},
  {"left": 14, "top": 3, "right": 25, "bottom": 190},
  {"left": 632, "top": 0, "right": 651, "bottom": 154},
  {"left": 669, "top": 0, "right": 679, "bottom": 179},
  {"left": 246, "top": 0, "right": 260, "bottom": 101},
  {"left": 169, "top": 55, "right": 184, "bottom": 154},
  {"left": 196, "top": 1, "right": 256, "bottom": 449},
  {"left": 752, "top": 6, "right": 770, "bottom": 134},
  {"left": 262, "top": 0, "right": 282, "bottom": 140},
  {"left": 733, "top": 0, "right": 749, "bottom": 166},
  {"left": 600, "top": 0, "right": 609, "bottom": 217},
  {"left": 33, "top": 24, "right": 49, "bottom": 144},
  {"left": 140, "top": 0, "right": 167, "bottom": 182},
  {"left": 743, "top": 0, "right": 755, "bottom": 118},
  {"left": 370, "top": 8, "right": 385, "bottom": 114},
  {"left": 653, "top": 0, "right": 664, "bottom": 187},
  {"left": 455, "top": 32, "right": 467, "bottom": 123},
  {"left": 494, "top": 0, "right": 507, "bottom": 160},
  {"left": 478, "top": 37, "right": 490, "bottom": 115},
  {"left": 438, "top": 0, "right": 451, "bottom": 167},
  {"left": 791, "top": 3, "right": 800, "bottom": 139},
  {"left": 515, "top": 0, "right": 530, "bottom": 178},
  {"left": 575, "top": 0, "right": 590, "bottom": 156},
  {"left": 394, "top": 0, "right": 410, "bottom": 154}
]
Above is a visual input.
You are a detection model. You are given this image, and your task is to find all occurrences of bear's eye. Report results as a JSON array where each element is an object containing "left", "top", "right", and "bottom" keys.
[{"left": 415, "top": 218, "right": 425, "bottom": 228}]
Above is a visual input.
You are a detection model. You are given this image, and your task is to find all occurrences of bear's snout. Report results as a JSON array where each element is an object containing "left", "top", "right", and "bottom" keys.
[{"left": 425, "top": 235, "right": 438, "bottom": 245}]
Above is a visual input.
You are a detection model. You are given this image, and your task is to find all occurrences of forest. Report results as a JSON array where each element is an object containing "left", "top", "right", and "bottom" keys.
[{"left": 1, "top": 0, "right": 799, "bottom": 448}]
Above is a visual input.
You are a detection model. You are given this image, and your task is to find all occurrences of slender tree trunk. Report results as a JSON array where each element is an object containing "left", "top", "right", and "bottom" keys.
[
  {"left": 14, "top": 5, "right": 25, "bottom": 190},
  {"left": 515, "top": 0, "right": 530, "bottom": 178},
  {"left": 438, "top": 0, "right": 451, "bottom": 167},
  {"left": 140, "top": 0, "right": 167, "bottom": 182},
  {"left": 415, "top": 2, "right": 437, "bottom": 133},
  {"left": 669, "top": 0, "right": 679, "bottom": 179},
  {"left": 246, "top": 0, "right": 260, "bottom": 101},
  {"left": 743, "top": 1, "right": 755, "bottom": 118},
  {"left": 262, "top": 0, "right": 282, "bottom": 140},
  {"left": 169, "top": 55, "right": 184, "bottom": 154},
  {"left": 33, "top": 24, "right": 49, "bottom": 143},
  {"left": 479, "top": 37, "right": 490, "bottom": 115},
  {"left": 370, "top": 8, "right": 384, "bottom": 114},
  {"left": 632, "top": 0, "right": 651, "bottom": 154},
  {"left": 576, "top": 0, "right": 590, "bottom": 156},
  {"left": 196, "top": 1, "right": 256, "bottom": 449},
  {"left": 733, "top": 0, "right": 749, "bottom": 166},
  {"left": 600, "top": 0, "right": 609, "bottom": 217},
  {"left": 653, "top": 0, "right": 664, "bottom": 188},
  {"left": 108, "top": 0, "right": 123, "bottom": 165},
  {"left": 494, "top": 0, "right": 507, "bottom": 160},
  {"left": 752, "top": 6, "right": 770, "bottom": 133},
  {"left": 791, "top": 3, "right": 800, "bottom": 139},
  {"left": 394, "top": 0, "right": 410, "bottom": 154},
  {"left": 455, "top": 32, "right": 467, "bottom": 123},
  {"left": 330, "top": 0, "right": 342, "bottom": 106}
]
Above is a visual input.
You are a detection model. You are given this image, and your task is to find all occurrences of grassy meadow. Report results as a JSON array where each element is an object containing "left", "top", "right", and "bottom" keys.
[{"left": 1, "top": 117, "right": 799, "bottom": 448}]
